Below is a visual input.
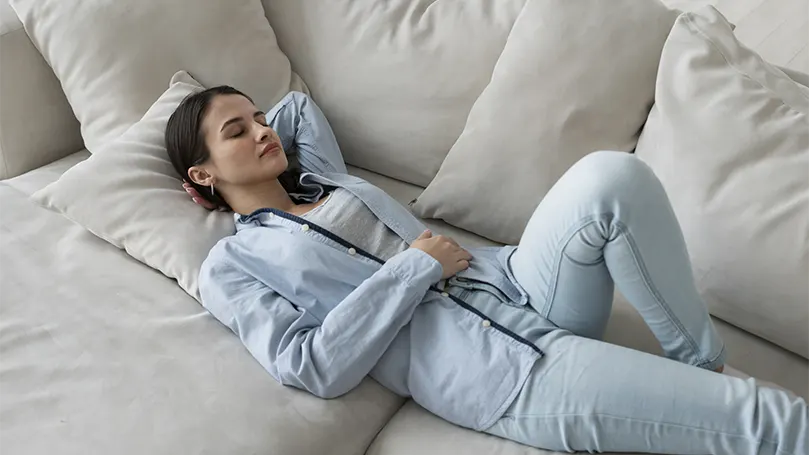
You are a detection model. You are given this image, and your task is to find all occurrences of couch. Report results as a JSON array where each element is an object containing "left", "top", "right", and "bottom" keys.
[{"left": 1, "top": 1, "right": 806, "bottom": 454}]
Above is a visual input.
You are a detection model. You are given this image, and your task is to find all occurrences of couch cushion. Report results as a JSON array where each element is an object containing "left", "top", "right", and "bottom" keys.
[
  {"left": 261, "top": 0, "right": 526, "bottom": 187},
  {"left": 367, "top": 401, "right": 550, "bottom": 455},
  {"left": 9, "top": 0, "right": 305, "bottom": 152},
  {"left": 635, "top": 6, "right": 809, "bottom": 358},
  {"left": 30, "top": 72, "right": 234, "bottom": 300},
  {"left": 0, "top": 160, "right": 403, "bottom": 455},
  {"left": 3, "top": 149, "right": 89, "bottom": 195},
  {"left": 412, "top": 0, "right": 679, "bottom": 245},
  {"left": 0, "top": 0, "right": 82, "bottom": 179}
]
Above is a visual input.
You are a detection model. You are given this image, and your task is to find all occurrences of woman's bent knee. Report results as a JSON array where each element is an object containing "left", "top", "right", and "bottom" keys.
[
  {"left": 563, "top": 151, "right": 662, "bottom": 202},
  {"left": 573, "top": 151, "right": 653, "bottom": 179}
]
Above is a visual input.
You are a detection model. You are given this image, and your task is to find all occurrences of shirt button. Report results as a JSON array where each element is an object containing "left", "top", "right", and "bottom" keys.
[
  {"left": 301, "top": 224, "right": 310, "bottom": 232},
  {"left": 348, "top": 248, "right": 357, "bottom": 255},
  {"left": 481, "top": 320, "right": 491, "bottom": 328},
  {"left": 441, "top": 292, "right": 449, "bottom": 297}
]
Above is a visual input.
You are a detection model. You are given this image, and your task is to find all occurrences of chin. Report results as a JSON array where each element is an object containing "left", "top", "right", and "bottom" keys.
[{"left": 258, "top": 157, "right": 287, "bottom": 177}]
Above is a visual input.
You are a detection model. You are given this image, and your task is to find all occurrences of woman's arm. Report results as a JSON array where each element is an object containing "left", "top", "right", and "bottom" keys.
[
  {"left": 266, "top": 91, "right": 348, "bottom": 175},
  {"left": 200, "top": 248, "right": 442, "bottom": 399}
]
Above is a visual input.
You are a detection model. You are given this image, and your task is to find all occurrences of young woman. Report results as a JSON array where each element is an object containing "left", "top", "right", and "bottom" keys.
[{"left": 166, "top": 87, "right": 807, "bottom": 455}]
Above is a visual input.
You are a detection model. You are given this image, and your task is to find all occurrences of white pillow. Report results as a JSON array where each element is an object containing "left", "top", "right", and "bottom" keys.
[
  {"left": 9, "top": 0, "right": 305, "bottom": 152},
  {"left": 635, "top": 7, "right": 809, "bottom": 357},
  {"left": 31, "top": 72, "right": 234, "bottom": 299},
  {"left": 412, "top": 0, "right": 679, "bottom": 244},
  {"left": 261, "top": 0, "right": 526, "bottom": 186}
]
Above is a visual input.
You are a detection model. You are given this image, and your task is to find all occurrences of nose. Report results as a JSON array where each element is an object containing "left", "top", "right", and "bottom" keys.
[{"left": 256, "top": 124, "right": 270, "bottom": 143}]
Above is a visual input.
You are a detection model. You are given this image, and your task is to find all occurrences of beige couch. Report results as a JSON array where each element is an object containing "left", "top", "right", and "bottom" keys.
[{"left": 1, "top": 1, "right": 806, "bottom": 454}]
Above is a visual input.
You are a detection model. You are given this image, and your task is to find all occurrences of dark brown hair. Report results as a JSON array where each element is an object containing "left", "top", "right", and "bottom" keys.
[{"left": 165, "top": 86, "right": 302, "bottom": 211}]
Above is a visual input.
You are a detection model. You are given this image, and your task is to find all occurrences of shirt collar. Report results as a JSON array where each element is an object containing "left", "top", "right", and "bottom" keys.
[{"left": 233, "top": 174, "right": 326, "bottom": 231}]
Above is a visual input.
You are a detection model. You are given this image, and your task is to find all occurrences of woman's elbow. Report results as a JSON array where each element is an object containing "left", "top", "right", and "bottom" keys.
[{"left": 288, "top": 90, "right": 310, "bottom": 105}]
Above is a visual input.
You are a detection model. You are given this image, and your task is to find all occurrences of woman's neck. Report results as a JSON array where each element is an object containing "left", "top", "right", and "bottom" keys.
[{"left": 225, "top": 179, "right": 297, "bottom": 216}]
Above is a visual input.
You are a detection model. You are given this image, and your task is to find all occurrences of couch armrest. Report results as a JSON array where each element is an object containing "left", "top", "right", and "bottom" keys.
[{"left": 0, "top": 4, "right": 83, "bottom": 180}]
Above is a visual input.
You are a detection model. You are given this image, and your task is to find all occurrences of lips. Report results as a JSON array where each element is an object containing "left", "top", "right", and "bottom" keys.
[{"left": 260, "top": 142, "right": 281, "bottom": 158}]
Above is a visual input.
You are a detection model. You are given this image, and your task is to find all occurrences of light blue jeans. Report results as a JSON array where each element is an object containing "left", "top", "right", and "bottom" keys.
[{"left": 484, "top": 152, "right": 808, "bottom": 454}]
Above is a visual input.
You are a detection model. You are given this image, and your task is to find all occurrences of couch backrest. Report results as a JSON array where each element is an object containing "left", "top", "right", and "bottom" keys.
[{"left": 0, "top": 0, "right": 82, "bottom": 180}]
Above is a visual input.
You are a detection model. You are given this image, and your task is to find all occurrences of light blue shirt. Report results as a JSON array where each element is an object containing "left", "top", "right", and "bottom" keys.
[{"left": 199, "top": 92, "right": 556, "bottom": 431}]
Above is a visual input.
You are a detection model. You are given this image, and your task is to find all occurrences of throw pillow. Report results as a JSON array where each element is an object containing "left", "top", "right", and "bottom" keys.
[
  {"left": 31, "top": 72, "right": 235, "bottom": 300},
  {"left": 261, "top": 0, "right": 526, "bottom": 186},
  {"left": 635, "top": 6, "right": 809, "bottom": 357},
  {"left": 411, "top": 0, "right": 679, "bottom": 244},
  {"left": 9, "top": 0, "right": 305, "bottom": 152}
]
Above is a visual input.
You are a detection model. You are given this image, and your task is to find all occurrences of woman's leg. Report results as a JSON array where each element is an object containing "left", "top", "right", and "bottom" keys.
[
  {"left": 484, "top": 330, "right": 808, "bottom": 454},
  {"left": 509, "top": 151, "right": 724, "bottom": 370}
]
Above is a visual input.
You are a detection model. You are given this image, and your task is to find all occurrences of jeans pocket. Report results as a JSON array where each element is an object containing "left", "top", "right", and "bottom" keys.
[
  {"left": 448, "top": 276, "right": 511, "bottom": 304},
  {"left": 446, "top": 285, "right": 473, "bottom": 301}
]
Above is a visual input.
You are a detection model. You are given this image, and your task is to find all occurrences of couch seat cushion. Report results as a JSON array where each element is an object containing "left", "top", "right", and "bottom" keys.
[{"left": 0, "top": 156, "right": 403, "bottom": 455}]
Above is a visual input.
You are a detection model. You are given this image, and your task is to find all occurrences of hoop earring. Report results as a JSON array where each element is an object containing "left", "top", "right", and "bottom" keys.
[{"left": 210, "top": 184, "right": 215, "bottom": 196}]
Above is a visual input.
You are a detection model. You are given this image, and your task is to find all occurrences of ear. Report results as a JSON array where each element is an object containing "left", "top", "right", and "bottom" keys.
[{"left": 188, "top": 166, "right": 214, "bottom": 186}]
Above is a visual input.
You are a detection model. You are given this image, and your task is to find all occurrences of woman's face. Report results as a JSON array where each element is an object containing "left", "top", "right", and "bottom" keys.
[{"left": 191, "top": 94, "right": 287, "bottom": 187}]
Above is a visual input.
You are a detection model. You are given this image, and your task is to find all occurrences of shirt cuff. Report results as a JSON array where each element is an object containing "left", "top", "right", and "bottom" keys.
[{"left": 384, "top": 248, "right": 443, "bottom": 288}]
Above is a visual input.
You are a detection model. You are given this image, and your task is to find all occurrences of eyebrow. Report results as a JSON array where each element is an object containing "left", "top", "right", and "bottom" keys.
[
  {"left": 219, "top": 111, "right": 266, "bottom": 132},
  {"left": 219, "top": 117, "right": 242, "bottom": 132}
]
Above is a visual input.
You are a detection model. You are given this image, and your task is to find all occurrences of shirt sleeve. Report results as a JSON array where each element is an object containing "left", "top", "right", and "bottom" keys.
[
  {"left": 266, "top": 91, "right": 348, "bottom": 175},
  {"left": 200, "top": 248, "right": 443, "bottom": 399}
]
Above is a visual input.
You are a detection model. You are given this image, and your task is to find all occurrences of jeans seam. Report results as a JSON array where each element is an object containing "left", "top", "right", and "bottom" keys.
[
  {"left": 497, "top": 412, "right": 786, "bottom": 452},
  {"left": 695, "top": 344, "right": 726, "bottom": 369},
  {"left": 541, "top": 216, "right": 606, "bottom": 317},
  {"left": 542, "top": 213, "right": 708, "bottom": 366},
  {"left": 613, "top": 219, "right": 705, "bottom": 366}
]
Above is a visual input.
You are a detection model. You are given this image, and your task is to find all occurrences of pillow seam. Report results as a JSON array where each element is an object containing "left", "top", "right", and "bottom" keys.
[{"left": 682, "top": 11, "right": 809, "bottom": 115}]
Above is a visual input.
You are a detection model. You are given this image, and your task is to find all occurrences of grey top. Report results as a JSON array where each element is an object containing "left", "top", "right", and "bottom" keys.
[{"left": 301, "top": 187, "right": 410, "bottom": 262}]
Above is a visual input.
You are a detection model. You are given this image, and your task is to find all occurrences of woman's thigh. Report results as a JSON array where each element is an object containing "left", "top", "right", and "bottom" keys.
[
  {"left": 484, "top": 330, "right": 807, "bottom": 455},
  {"left": 508, "top": 154, "right": 624, "bottom": 339}
]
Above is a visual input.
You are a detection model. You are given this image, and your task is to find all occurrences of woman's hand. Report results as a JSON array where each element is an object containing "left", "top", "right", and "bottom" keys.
[
  {"left": 409, "top": 230, "right": 472, "bottom": 279},
  {"left": 183, "top": 181, "right": 217, "bottom": 210}
]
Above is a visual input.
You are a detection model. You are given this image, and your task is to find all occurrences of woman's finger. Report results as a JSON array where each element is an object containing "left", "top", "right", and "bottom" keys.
[
  {"left": 454, "top": 249, "right": 473, "bottom": 262},
  {"left": 192, "top": 196, "right": 217, "bottom": 210},
  {"left": 416, "top": 229, "right": 432, "bottom": 240}
]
